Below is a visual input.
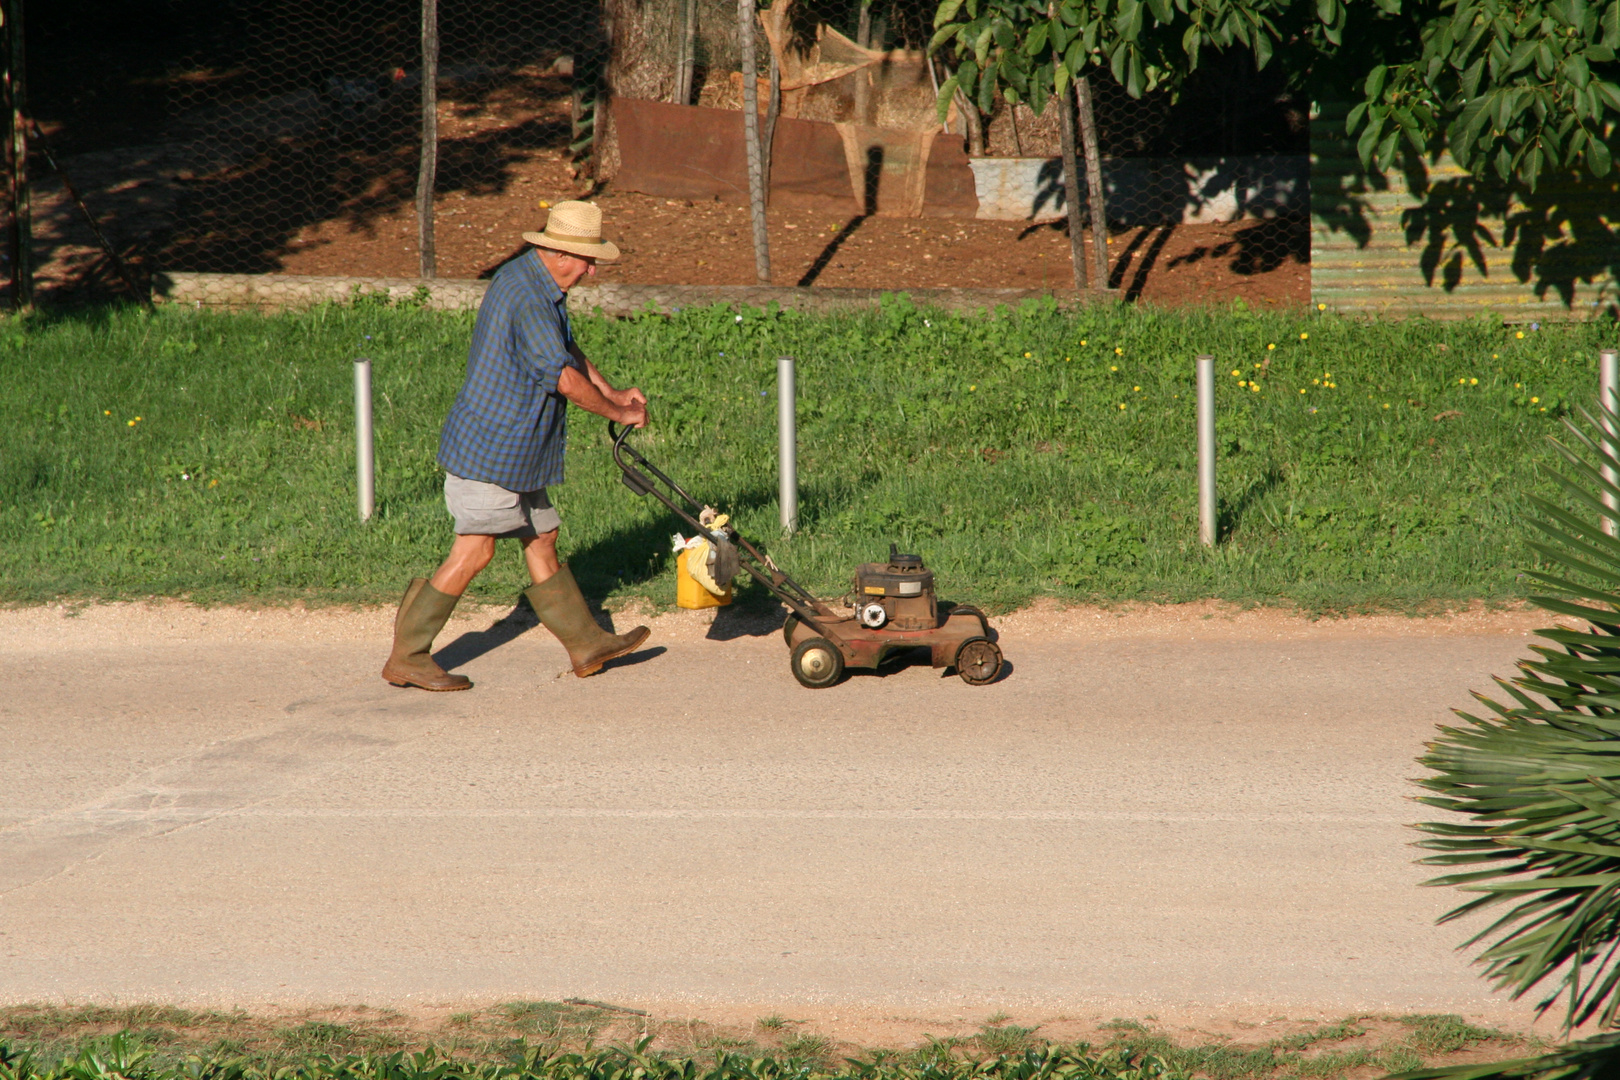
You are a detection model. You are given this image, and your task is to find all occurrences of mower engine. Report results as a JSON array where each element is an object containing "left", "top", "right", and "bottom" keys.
[{"left": 853, "top": 545, "right": 937, "bottom": 631}]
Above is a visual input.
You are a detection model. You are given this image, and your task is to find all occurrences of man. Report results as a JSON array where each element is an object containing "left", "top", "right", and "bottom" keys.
[{"left": 382, "top": 200, "right": 650, "bottom": 691}]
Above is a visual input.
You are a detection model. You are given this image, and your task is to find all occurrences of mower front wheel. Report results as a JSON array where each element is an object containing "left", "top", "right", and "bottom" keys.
[
  {"left": 791, "top": 637, "right": 845, "bottom": 689},
  {"left": 954, "top": 636, "right": 1003, "bottom": 685},
  {"left": 782, "top": 613, "right": 801, "bottom": 648}
]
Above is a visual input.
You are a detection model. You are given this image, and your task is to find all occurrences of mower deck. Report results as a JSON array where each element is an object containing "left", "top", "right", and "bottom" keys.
[{"left": 785, "top": 609, "right": 991, "bottom": 670}]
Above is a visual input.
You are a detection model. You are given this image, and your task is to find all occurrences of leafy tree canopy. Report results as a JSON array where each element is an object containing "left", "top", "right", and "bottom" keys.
[{"left": 927, "top": 0, "right": 1620, "bottom": 190}]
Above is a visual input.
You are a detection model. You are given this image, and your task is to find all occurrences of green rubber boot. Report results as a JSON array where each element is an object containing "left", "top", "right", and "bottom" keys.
[
  {"left": 525, "top": 564, "right": 650, "bottom": 678},
  {"left": 381, "top": 578, "right": 473, "bottom": 691}
]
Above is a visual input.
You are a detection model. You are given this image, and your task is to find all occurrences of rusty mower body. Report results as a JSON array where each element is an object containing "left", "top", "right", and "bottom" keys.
[{"left": 610, "top": 422, "right": 1002, "bottom": 689}]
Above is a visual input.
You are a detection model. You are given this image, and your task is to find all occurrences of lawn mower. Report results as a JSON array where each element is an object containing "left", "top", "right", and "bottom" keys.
[{"left": 610, "top": 422, "right": 1002, "bottom": 688}]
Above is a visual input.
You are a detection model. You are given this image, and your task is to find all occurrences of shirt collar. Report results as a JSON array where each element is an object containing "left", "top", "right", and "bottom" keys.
[{"left": 526, "top": 249, "right": 567, "bottom": 307}]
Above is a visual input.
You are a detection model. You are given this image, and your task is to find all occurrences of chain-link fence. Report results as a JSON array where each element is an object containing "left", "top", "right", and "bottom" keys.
[{"left": 14, "top": 0, "right": 1308, "bottom": 305}]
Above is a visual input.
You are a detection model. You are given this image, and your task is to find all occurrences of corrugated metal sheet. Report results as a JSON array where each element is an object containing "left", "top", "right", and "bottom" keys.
[{"left": 1311, "top": 102, "right": 1617, "bottom": 320}]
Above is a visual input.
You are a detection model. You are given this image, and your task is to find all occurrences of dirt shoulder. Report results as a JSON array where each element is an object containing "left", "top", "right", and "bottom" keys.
[{"left": 0, "top": 598, "right": 1554, "bottom": 653}]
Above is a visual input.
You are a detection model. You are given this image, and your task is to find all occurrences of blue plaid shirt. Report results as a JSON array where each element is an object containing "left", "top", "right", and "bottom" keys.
[{"left": 437, "top": 251, "right": 585, "bottom": 491}]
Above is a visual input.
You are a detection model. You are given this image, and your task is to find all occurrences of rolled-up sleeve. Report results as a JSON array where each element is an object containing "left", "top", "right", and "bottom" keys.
[{"left": 514, "top": 297, "right": 583, "bottom": 396}]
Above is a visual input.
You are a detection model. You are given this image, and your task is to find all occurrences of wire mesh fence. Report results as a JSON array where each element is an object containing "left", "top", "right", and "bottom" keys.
[{"left": 13, "top": 0, "right": 1309, "bottom": 305}]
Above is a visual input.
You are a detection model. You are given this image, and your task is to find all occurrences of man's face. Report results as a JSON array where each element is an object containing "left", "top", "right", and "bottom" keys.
[{"left": 539, "top": 248, "right": 597, "bottom": 291}]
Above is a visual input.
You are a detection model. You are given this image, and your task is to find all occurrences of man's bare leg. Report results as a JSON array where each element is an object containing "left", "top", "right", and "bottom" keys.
[
  {"left": 429, "top": 534, "right": 497, "bottom": 596},
  {"left": 521, "top": 529, "right": 560, "bottom": 585}
]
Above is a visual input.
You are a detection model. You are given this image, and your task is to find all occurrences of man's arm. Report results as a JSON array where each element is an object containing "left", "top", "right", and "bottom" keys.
[
  {"left": 568, "top": 341, "right": 647, "bottom": 408},
  {"left": 559, "top": 364, "right": 647, "bottom": 427}
]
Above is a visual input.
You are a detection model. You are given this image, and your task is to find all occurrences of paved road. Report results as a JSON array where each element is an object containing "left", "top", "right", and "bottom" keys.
[{"left": 0, "top": 603, "right": 1545, "bottom": 1018}]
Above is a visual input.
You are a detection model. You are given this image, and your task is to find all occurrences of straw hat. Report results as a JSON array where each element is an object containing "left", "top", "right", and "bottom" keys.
[{"left": 523, "top": 200, "right": 620, "bottom": 261}]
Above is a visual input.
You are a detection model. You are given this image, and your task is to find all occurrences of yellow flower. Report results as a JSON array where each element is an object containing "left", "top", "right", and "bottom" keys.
[
  {"left": 1231, "top": 369, "right": 1241, "bottom": 377},
  {"left": 538, "top": 200, "right": 551, "bottom": 209},
  {"left": 1515, "top": 382, "right": 1522, "bottom": 388},
  {"left": 1065, "top": 356, "right": 1071, "bottom": 362},
  {"left": 103, "top": 410, "right": 110, "bottom": 416},
  {"left": 126, "top": 420, "right": 135, "bottom": 427},
  {"left": 1024, "top": 352, "right": 1032, "bottom": 358},
  {"left": 1080, "top": 339, "right": 1087, "bottom": 346},
  {"left": 1532, "top": 396, "right": 1540, "bottom": 403},
  {"left": 1299, "top": 388, "right": 1307, "bottom": 394},
  {"left": 1470, "top": 377, "right": 1478, "bottom": 385},
  {"left": 1516, "top": 331, "right": 1525, "bottom": 339},
  {"left": 1267, "top": 343, "right": 1276, "bottom": 350},
  {"left": 1250, "top": 384, "right": 1261, "bottom": 393},
  {"left": 1110, "top": 365, "right": 1118, "bottom": 372},
  {"left": 1459, "top": 378, "right": 1467, "bottom": 384},
  {"left": 1133, "top": 385, "right": 1141, "bottom": 392},
  {"left": 1382, "top": 403, "right": 1390, "bottom": 409},
  {"left": 1317, "top": 303, "right": 1327, "bottom": 311},
  {"left": 1493, "top": 353, "right": 1500, "bottom": 359},
  {"left": 1314, "top": 378, "right": 1321, "bottom": 385},
  {"left": 1300, "top": 332, "right": 1309, "bottom": 340},
  {"left": 1117, "top": 403, "right": 1127, "bottom": 410},
  {"left": 1328, "top": 382, "right": 1337, "bottom": 388},
  {"left": 969, "top": 385, "right": 976, "bottom": 391},
  {"left": 1541, "top": 407, "right": 1548, "bottom": 412},
  {"left": 1114, "top": 347, "right": 1123, "bottom": 355},
  {"left": 135, "top": 416, "right": 142, "bottom": 422}
]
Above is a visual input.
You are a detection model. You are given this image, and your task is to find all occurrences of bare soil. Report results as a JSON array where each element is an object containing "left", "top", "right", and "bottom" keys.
[{"left": 33, "top": 68, "right": 1307, "bottom": 308}]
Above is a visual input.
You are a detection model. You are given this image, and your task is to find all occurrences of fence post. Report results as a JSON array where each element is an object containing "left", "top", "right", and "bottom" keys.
[
  {"left": 355, "top": 359, "right": 375, "bottom": 522},
  {"left": 778, "top": 355, "right": 797, "bottom": 535},
  {"left": 1196, "top": 354, "right": 1216, "bottom": 547},
  {"left": 416, "top": 0, "right": 438, "bottom": 280},
  {"left": 5, "top": 0, "right": 30, "bottom": 310},
  {"left": 739, "top": 0, "right": 771, "bottom": 284},
  {"left": 1603, "top": 348, "right": 1619, "bottom": 538}
]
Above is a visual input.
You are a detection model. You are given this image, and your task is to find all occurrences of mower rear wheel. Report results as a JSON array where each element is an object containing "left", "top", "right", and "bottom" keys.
[
  {"left": 791, "top": 637, "right": 845, "bottom": 689},
  {"left": 954, "top": 636, "right": 1002, "bottom": 685}
]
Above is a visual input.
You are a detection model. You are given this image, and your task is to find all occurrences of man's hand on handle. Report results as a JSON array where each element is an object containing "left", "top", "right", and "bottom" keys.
[{"left": 559, "top": 365, "right": 648, "bottom": 428}]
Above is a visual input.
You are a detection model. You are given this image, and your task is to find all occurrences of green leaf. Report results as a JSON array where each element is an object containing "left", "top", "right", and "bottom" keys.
[
  {"left": 1023, "top": 21, "right": 1050, "bottom": 56},
  {"left": 933, "top": 0, "right": 966, "bottom": 29},
  {"left": 1254, "top": 27, "right": 1273, "bottom": 68},
  {"left": 934, "top": 74, "right": 961, "bottom": 122},
  {"left": 927, "top": 24, "right": 962, "bottom": 54},
  {"left": 1589, "top": 133, "right": 1613, "bottom": 174},
  {"left": 1345, "top": 101, "right": 1369, "bottom": 133},
  {"left": 1366, "top": 64, "right": 1389, "bottom": 97},
  {"left": 1595, "top": 79, "right": 1620, "bottom": 112}
]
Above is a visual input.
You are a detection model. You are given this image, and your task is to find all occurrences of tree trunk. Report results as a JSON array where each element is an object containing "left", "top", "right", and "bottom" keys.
[
  {"left": 763, "top": 47, "right": 780, "bottom": 200},
  {"left": 5, "top": 0, "right": 30, "bottom": 310},
  {"left": 955, "top": 86, "right": 984, "bottom": 155},
  {"left": 1075, "top": 75, "right": 1109, "bottom": 288},
  {"left": 739, "top": 0, "right": 770, "bottom": 283},
  {"left": 416, "top": 0, "right": 438, "bottom": 279},
  {"left": 1055, "top": 84, "right": 1087, "bottom": 289},
  {"left": 853, "top": 1, "right": 872, "bottom": 124},
  {"left": 674, "top": 0, "right": 697, "bottom": 105}
]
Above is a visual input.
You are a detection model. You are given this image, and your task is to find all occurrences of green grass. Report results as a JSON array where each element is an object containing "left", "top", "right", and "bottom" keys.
[
  {"left": 2, "top": 296, "right": 1614, "bottom": 610},
  {"left": 0, "top": 1006, "right": 1537, "bottom": 1080}
]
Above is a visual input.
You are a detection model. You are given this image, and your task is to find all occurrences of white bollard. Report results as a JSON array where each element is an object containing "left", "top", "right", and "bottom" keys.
[
  {"left": 1602, "top": 348, "right": 1619, "bottom": 537},
  {"left": 778, "top": 355, "right": 797, "bottom": 535},
  {"left": 1196, "top": 354, "right": 1216, "bottom": 548},
  {"left": 355, "top": 358, "right": 375, "bottom": 523}
]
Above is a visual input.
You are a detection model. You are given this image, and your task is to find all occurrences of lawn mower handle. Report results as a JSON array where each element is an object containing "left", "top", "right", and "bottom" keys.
[{"left": 607, "top": 420, "right": 838, "bottom": 632}]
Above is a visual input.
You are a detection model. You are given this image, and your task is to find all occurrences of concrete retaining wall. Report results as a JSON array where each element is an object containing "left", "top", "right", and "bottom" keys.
[
  {"left": 151, "top": 273, "right": 1118, "bottom": 314},
  {"left": 971, "top": 155, "right": 1309, "bottom": 225}
]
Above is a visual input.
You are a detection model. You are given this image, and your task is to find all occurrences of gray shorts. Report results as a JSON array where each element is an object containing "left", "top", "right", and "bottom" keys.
[{"left": 444, "top": 473, "right": 561, "bottom": 537}]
